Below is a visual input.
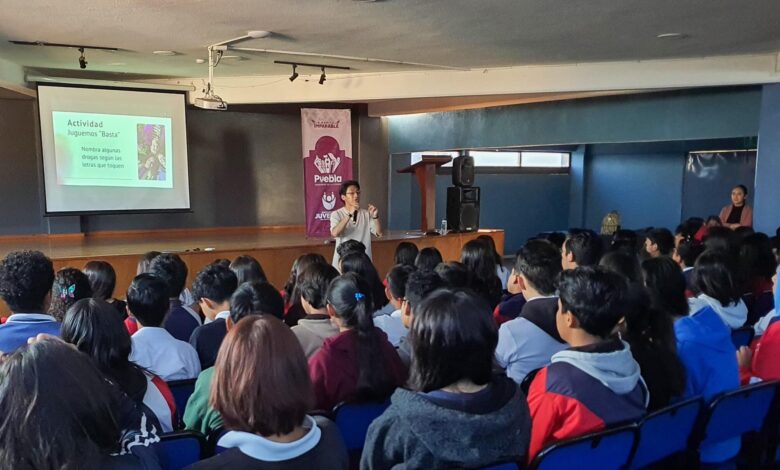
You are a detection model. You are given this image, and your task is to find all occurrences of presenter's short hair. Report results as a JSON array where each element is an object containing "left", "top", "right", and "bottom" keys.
[{"left": 339, "top": 180, "right": 360, "bottom": 196}]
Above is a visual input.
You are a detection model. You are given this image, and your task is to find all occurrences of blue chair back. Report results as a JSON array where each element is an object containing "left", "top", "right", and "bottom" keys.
[
  {"left": 731, "top": 326, "right": 755, "bottom": 349},
  {"left": 167, "top": 378, "right": 197, "bottom": 423},
  {"left": 698, "top": 381, "right": 778, "bottom": 448},
  {"left": 530, "top": 423, "right": 638, "bottom": 470},
  {"left": 479, "top": 461, "right": 520, "bottom": 469},
  {"left": 333, "top": 401, "right": 390, "bottom": 451},
  {"left": 154, "top": 431, "right": 205, "bottom": 470},
  {"left": 745, "top": 291, "right": 775, "bottom": 326},
  {"left": 629, "top": 397, "right": 703, "bottom": 469}
]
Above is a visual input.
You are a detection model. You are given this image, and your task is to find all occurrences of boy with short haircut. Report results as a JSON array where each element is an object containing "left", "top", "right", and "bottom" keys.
[
  {"left": 561, "top": 230, "right": 603, "bottom": 270},
  {"left": 0, "top": 251, "right": 59, "bottom": 353},
  {"left": 128, "top": 274, "right": 201, "bottom": 381},
  {"left": 527, "top": 267, "right": 647, "bottom": 461},
  {"left": 291, "top": 263, "right": 341, "bottom": 358},
  {"left": 496, "top": 240, "right": 567, "bottom": 384},
  {"left": 396, "top": 270, "right": 444, "bottom": 367},
  {"left": 374, "top": 264, "right": 415, "bottom": 347},
  {"left": 644, "top": 228, "right": 675, "bottom": 258},
  {"left": 188, "top": 263, "right": 238, "bottom": 369},
  {"left": 673, "top": 239, "right": 703, "bottom": 295},
  {"left": 150, "top": 253, "right": 202, "bottom": 341}
]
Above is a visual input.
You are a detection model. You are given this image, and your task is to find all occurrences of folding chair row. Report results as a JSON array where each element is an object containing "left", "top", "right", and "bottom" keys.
[{"left": 530, "top": 380, "right": 780, "bottom": 470}]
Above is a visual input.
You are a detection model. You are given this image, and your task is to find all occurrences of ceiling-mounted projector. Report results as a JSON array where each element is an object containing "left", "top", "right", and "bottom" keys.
[
  {"left": 194, "top": 94, "right": 227, "bottom": 111},
  {"left": 194, "top": 45, "right": 228, "bottom": 111}
]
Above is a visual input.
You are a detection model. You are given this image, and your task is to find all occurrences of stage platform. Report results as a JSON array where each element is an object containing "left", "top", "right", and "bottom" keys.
[{"left": 0, "top": 226, "right": 504, "bottom": 316}]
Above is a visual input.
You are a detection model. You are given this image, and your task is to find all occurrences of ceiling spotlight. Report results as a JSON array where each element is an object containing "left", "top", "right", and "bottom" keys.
[
  {"left": 289, "top": 64, "right": 299, "bottom": 82},
  {"left": 78, "top": 47, "right": 87, "bottom": 69},
  {"left": 319, "top": 67, "right": 326, "bottom": 85}
]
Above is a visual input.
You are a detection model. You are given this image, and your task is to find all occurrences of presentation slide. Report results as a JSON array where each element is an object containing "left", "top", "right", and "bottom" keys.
[{"left": 38, "top": 85, "right": 190, "bottom": 213}]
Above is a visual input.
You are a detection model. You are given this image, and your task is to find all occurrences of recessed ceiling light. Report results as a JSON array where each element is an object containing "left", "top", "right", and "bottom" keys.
[
  {"left": 220, "top": 55, "right": 246, "bottom": 61},
  {"left": 195, "top": 58, "right": 206, "bottom": 64},
  {"left": 107, "top": 62, "right": 126, "bottom": 66},
  {"left": 247, "top": 30, "right": 271, "bottom": 39},
  {"left": 656, "top": 33, "right": 688, "bottom": 39},
  {"left": 152, "top": 50, "right": 178, "bottom": 56}
]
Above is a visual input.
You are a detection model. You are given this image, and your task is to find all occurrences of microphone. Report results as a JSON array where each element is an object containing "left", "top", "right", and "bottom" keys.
[{"left": 352, "top": 210, "right": 358, "bottom": 223}]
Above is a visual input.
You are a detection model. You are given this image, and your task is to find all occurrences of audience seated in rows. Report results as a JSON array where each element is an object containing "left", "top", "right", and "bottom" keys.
[
  {"left": 188, "top": 263, "right": 239, "bottom": 370},
  {"left": 373, "top": 264, "right": 414, "bottom": 347},
  {"left": 395, "top": 270, "right": 445, "bottom": 367},
  {"left": 291, "top": 263, "right": 340, "bottom": 358},
  {"left": 0, "top": 339, "right": 161, "bottom": 468},
  {"left": 562, "top": 230, "right": 603, "bottom": 270},
  {"left": 393, "top": 241, "right": 418, "bottom": 267},
  {"left": 184, "top": 281, "right": 282, "bottom": 435},
  {"left": 48, "top": 267, "right": 92, "bottom": 322},
  {"left": 188, "top": 316, "right": 349, "bottom": 470},
  {"left": 496, "top": 239, "right": 565, "bottom": 383},
  {"left": 62, "top": 298, "right": 177, "bottom": 432},
  {"left": 84, "top": 260, "right": 127, "bottom": 319},
  {"left": 127, "top": 274, "right": 201, "bottom": 381},
  {"left": 362, "top": 289, "right": 531, "bottom": 469},
  {"left": 150, "top": 253, "right": 202, "bottom": 341},
  {"left": 0, "top": 251, "right": 59, "bottom": 353},
  {"left": 527, "top": 266, "right": 648, "bottom": 461},
  {"left": 308, "top": 273, "right": 407, "bottom": 410}
]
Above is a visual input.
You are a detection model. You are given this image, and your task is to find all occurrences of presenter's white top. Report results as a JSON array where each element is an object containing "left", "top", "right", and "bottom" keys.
[
  {"left": 330, "top": 207, "right": 378, "bottom": 267},
  {"left": 129, "top": 326, "right": 201, "bottom": 381}
]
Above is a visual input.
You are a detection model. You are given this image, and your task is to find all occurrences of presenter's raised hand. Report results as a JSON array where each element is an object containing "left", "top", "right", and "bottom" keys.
[{"left": 368, "top": 204, "right": 379, "bottom": 219}]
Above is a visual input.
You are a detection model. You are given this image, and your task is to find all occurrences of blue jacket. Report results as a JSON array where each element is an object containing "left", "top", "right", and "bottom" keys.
[
  {"left": 675, "top": 306, "right": 740, "bottom": 463},
  {"left": 0, "top": 314, "right": 61, "bottom": 354}
]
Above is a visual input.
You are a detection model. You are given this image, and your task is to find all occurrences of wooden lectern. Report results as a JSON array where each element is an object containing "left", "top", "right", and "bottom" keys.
[{"left": 398, "top": 155, "right": 453, "bottom": 233}]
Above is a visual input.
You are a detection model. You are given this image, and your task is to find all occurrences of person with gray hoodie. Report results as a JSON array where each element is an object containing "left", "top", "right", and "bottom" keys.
[
  {"left": 526, "top": 267, "right": 648, "bottom": 462},
  {"left": 291, "top": 263, "right": 340, "bottom": 359},
  {"left": 361, "top": 289, "right": 531, "bottom": 470}
]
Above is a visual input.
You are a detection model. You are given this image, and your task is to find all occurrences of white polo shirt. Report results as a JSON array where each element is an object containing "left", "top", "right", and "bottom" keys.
[{"left": 130, "top": 326, "right": 201, "bottom": 381}]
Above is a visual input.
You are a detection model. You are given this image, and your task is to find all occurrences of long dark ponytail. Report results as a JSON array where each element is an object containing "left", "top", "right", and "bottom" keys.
[{"left": 326, "top": 273, "right": 392, "bottom": 401}]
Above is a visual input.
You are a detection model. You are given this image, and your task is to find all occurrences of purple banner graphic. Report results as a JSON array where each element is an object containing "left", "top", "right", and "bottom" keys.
[{"left": 302, "top": 109, "right": 352, "bottom": 238}]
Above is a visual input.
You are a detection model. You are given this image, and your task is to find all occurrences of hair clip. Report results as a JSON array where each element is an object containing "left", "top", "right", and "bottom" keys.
[
  {"left": 60, "top": 284, "right": 76, "bottom": 300},
  {"left": 354, "top": 292, "right": 365, "bottom": 301}
]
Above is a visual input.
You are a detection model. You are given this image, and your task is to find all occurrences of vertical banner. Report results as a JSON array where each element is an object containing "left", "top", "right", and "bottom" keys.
[{"left": 302, "top": 109, "right": 352, "bottom": 238}]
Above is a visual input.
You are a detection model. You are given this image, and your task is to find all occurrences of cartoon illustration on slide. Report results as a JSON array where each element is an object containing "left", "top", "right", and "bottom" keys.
[{"left": 137, "top": 124, "right": 167, "bottom": 181}]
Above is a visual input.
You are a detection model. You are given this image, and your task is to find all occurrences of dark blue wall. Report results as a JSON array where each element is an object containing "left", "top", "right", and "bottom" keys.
[
  {"left": 755, "top": 84, "right": 780, "bottom": 234},
  {"left": 388, "top": 88, "right": 761, "bottom": 154},
  {"left": 583, "top": 139, "right": 755, "bottom": 231},
  {"left": 584, "top": 149, "right": 684, "bottom": 230}
]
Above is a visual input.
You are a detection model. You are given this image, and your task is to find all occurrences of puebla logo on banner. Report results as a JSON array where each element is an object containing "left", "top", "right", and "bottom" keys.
[{"left": 302, "top": 109, "right": 352, "bottom": 238}]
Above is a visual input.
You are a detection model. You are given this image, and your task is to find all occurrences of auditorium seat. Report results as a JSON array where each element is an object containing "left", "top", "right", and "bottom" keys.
[
  {"left": 167, "top": 378, "right": 197, "bottom": 426},
  {"left": 731, "top": 326, "right": 755, "bottom": 350},
  {"left": 693, "top": 381, "right": 778, "bottom": 467},
  {"left": 630, "top": 397, "right": 703, "bottom": 469},
  {"left": 154, "top": 430, "right": 206, "bottom": 470},
  {"left": 529, "top": 423, "right": 638, "bottom": 470}
]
